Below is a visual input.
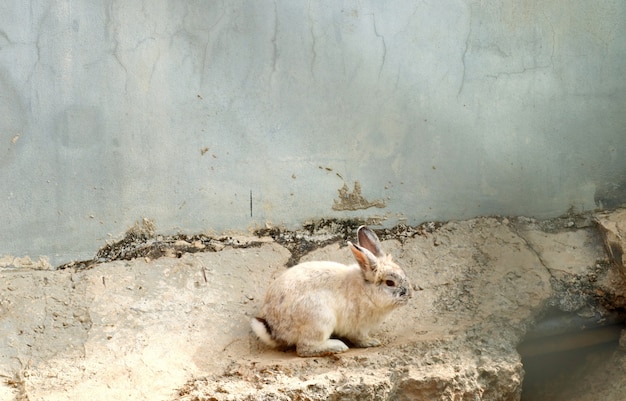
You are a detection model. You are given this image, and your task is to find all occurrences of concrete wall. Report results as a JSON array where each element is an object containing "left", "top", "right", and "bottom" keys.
[{"left": 1, "top": 1, "right": 625, "bottom": 266}]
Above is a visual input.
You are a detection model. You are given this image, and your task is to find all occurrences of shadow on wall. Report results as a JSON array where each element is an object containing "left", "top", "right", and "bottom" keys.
[{"left": 595, "top": 179, "right": 626, "bottom": 209}]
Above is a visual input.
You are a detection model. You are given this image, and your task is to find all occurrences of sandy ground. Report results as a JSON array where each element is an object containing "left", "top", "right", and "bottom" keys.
[{"left": 1, "top": 211, "right": 625, "bottom": 400}]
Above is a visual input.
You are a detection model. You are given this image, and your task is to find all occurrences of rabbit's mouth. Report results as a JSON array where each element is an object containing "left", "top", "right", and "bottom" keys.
[{"left": 395, "top": 288, "right": 411, "bottom": 304}]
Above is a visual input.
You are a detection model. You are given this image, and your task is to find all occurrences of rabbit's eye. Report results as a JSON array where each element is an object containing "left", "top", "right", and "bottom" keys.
[{"left": 385, "top": 280, "right": 396, "bottom": 287}]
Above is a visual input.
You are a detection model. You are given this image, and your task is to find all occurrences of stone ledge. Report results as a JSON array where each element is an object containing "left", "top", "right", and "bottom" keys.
[{"left": 595, "top": 208, "right": 626, "bottom": 272}]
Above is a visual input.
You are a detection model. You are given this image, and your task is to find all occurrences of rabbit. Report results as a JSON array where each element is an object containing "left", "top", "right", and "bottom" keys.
[{"left": 251, "top": 225, "right": 412, "bottom": 357}]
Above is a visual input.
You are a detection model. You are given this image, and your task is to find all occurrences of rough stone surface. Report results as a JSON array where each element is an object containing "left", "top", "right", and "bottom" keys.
[
  {"left": 1, "top": 213, "right": 625, "bottom": 400},
  {"left": 595, "top": 208, "right": 626, "bottom": 273}
]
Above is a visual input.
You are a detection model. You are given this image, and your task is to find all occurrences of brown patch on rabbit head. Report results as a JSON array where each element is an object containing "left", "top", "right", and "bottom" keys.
[{"left": 375, "top": 255, "right": 412, "bottom": 305}]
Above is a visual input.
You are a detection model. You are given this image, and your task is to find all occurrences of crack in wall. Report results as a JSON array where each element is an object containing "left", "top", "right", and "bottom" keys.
[
  {"left": 370, "top": 13, "right": 386, "bottom": 78},
  {"left": 458, "top": 4, "right": 558, "bottom": 95},
  {"left": 457, "top": 5, "right": 473, "bottom": 96},
  {"left": 199, "top": 0, "right": 226, "bottom": 88},
  {"left": 484, "top": 63, "right": 552, "bottom": 80},
  {"left": 307, "top": 2, "right": 318, "bottom": 80},
  {"left": 107, "top": 2, "right": 129, "bottom": 93},
  {"left": 270, "top": 0, "right": 279, "bottom": 84}
]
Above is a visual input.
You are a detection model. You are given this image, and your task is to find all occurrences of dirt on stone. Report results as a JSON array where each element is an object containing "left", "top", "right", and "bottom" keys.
[{"left": 1, "top": 210, "right": 626, "bottom": 401}]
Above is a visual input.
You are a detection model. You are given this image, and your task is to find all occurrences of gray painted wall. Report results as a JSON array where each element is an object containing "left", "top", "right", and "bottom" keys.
[{"left": 1, "top": 1, "right": 625, "bottom": 266}]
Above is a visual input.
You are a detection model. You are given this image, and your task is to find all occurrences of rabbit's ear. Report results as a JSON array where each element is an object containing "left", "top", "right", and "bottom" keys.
[
  {"left": 349, "top": 242, "right": 378, "bottom": 280},
  {"left": 357, "top": 226, "right": 384, "bottom": 257}
]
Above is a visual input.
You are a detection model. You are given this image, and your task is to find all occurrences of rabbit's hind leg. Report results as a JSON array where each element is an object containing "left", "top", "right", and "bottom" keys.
[
  {"left": 296, "top": 339, "right": 348, "bottom": 357},
  {"left": 348, "top": 336, "right": 381, "bottom": 348}
]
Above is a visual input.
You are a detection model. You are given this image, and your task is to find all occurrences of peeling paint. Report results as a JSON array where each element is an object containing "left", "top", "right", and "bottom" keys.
[{"left": 332, "top": 182, "right": 386, "bottom": 211}]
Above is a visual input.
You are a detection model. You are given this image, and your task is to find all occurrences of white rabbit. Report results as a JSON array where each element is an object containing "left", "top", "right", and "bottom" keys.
[{"left": 251, "top": 226, "right": 411, "bottom": 357}]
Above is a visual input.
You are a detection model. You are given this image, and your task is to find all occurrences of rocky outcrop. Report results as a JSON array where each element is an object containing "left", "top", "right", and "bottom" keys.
[
  {"left": 1, "top": 213, "right": 624, "bottom": 401},
  {"left": 595, "top": 208, "right": 626, "bottom": 272}
]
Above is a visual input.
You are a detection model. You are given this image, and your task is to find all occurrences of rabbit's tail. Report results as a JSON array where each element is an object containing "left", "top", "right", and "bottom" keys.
[{"left": 251, "top": 317, "right": 279, "bottom": 347}]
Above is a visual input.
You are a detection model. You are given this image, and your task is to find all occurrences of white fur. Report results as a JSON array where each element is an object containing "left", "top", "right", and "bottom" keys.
[
  {"left": 251, "top": 226, "right": 412, "bottom": 357},
  {"left": 250, "top": 317, "right": 278, "bottom": 347}
]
